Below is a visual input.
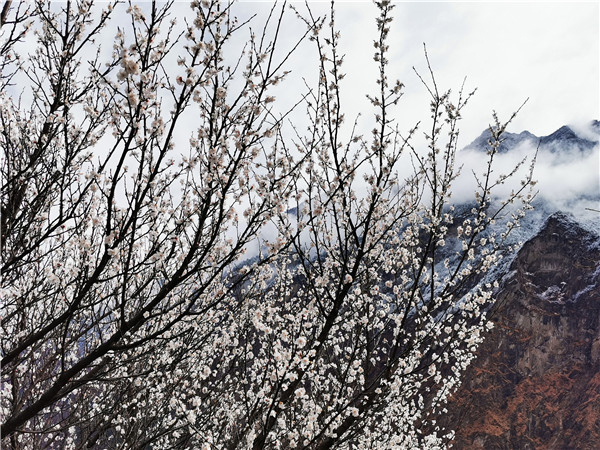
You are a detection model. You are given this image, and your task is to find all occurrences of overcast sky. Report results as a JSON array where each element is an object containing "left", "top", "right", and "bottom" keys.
[
  {"left": 388, "top": 1, "right": 599, "bottom": 143},
  {"left": 229, "top": 1, "right": 599, "bottom": 147},
  {"left": 10, "top": 1, "right": 599, "bottom": 220},
  {"left": 16, "top": 1, "right": 598, "bottom": 144},
  {"left": 230, "top": 1, "right": 599, "bottom": 223}
]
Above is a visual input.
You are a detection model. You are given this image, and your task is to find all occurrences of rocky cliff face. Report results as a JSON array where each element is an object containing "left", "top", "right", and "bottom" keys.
[{"left": 444, "top": 213, "right": 600, "bottom": 449}]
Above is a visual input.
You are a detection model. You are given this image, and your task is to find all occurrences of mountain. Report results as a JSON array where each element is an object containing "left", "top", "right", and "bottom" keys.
[
  {"left": 441, "top": 213, "right": 600, "bottom": 448},
  {"left": 281, "top": 121, "right": 598, "bottom": 448},
  {"left": 465, "top": 129, "right": 537, "bottom": 153},
  {"left": 437, "top": 121, "right": 600, "bottom": 447},
  {"left": 465, "top": 121, "right": 599, "bottom": 154},
  {"left": 540, "top": 125, "right": 595, "bottom": 148},
  {"left": 462, "top": 119, "right": 598, "bottom": 242}
]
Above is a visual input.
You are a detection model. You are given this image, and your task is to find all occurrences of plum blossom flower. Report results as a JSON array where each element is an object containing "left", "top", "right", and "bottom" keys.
[{"left": 295, "top": 336, "right": 306, "bottom": 348}]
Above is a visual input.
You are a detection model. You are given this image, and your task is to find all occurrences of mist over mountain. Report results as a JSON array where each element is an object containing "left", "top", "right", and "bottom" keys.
[
  {"left": 454, "top": 120, "right": 599, "bottom": 234},
  {"left": 465, "top": 121, "right": 598, "bottom": 154},
  {"left": 441, "top": 123, "right": 600, "bottom": 448}
]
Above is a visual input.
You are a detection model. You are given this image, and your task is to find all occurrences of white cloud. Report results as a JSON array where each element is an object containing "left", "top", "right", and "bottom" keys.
[
  {"left": 240, "top": 1, "right": 598, "bottom": 161},
  {"left": 452, "top": 131, "right": 599, "bottom": 222}
]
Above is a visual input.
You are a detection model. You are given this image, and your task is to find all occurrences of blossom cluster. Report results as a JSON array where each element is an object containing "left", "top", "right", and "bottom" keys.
[{"left": 1, "top": 1, "right": 535, "bottom": 449}]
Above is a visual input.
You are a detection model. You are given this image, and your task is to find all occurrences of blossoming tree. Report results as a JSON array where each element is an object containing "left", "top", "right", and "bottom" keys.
[{"left": 1, "top": 1, "right": 534, "bottom": 448}]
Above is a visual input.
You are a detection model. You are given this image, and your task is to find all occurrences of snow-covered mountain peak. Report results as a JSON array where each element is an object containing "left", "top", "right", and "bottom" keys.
[
  {"left": 465, "top": 120, "right": 599, "bottom": 154},
  {"left": 464, "top": 128, "right": 537, "bottom": 153}
]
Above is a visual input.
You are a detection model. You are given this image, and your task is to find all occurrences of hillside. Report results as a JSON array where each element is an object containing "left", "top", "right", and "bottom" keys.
[{"left": 443, "top": 213, "right": 600, "bottom": 448}]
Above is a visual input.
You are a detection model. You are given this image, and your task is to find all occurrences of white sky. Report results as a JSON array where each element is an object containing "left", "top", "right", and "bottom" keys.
[
  {"left": 251, "top": 0, "right": 600, "bottom": 146},
  {"left": 230, "top": 1, "right": 600, "bottom": 221},
  {"left": 9, "top": 1, "right": 599, "bottom": 214},
  {"left": 5, "top": 0, "right": 597, "bottom": 251},
  {"left": 15, "top": 1, "right": 598, "bottom": 144},
  {"left": 388, "top": 1, "right": 600, "bottom": 144}
]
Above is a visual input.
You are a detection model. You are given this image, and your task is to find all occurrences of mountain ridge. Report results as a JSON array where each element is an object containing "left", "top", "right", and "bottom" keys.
[{"left": 464, "top": 120, "right": 599, "bottom": 154}]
